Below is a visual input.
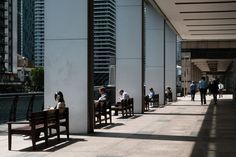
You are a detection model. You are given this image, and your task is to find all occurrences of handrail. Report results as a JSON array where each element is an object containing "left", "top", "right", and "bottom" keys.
[
  {"left": 0, "top": 92, "right": 43, "bottom": 97},
  {"left": 0, "top": 92, "right": 44, "bottom": 123}
]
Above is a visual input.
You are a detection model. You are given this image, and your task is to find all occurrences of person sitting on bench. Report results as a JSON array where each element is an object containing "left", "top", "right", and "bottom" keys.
[{"left": 114, "top": 90, "right": 129, "bottom": 115}]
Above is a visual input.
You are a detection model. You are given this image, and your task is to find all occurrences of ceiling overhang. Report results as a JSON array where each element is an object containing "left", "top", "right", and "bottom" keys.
[
  {"left": 192, "top": 59, "right": 233, "bottom": 73},
  {"left": 152, "top": 0, "right": 236, "bottom": 40}
]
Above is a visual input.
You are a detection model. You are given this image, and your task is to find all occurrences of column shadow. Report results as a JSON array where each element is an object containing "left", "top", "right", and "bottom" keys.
[{"left": 190, "top": 99, "right": 236, "bottom": 157}]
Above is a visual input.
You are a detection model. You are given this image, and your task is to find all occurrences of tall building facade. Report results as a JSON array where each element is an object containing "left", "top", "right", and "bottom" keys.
[
  {"left": 34, "top": 0, "right": 44, "bottom": 67},
  {"left": 0, "top": 0, "right": 17, "bottom": 77},
  {"left": 22, "top": 0, "right": 34, "bottom": 64},
  {"left": 94, "top": 0, "right": 116, "bottom": 86},
  {"left": 18, "top": 0, "right": 44, "bottom": 67},
  {"left": 0, "top": 1, "right": 5, "bottom": 74}
]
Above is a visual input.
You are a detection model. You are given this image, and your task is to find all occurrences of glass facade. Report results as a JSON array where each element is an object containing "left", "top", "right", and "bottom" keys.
[{"left": 34, "top": 0, "right": 44, "bottom": 67}]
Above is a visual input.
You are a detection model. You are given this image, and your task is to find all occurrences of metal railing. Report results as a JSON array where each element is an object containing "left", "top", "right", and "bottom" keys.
[{"left": 0, "top": 92, "right": 44, "bottom": 123}]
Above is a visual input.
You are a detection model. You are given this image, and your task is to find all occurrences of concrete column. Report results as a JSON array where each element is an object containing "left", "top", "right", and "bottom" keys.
[
  {"left": 233, "top": 59, "right": 236, "bottom": 102},
  {"left": 145, "top": 2, "right": 165, "bottom": 105},
  {"left": 165, "top": 24, "right": 177, "bottom": 101},
  {"left": 116, "top": 0, "right": 144, "bottom": 113},
  {"left": 44, "top": 0, "right": 93, "bottom": 133}
]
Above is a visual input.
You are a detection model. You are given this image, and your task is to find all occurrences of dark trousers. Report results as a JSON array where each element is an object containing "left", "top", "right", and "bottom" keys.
[
  {"left": 190, "top": 90, "right": 195, "bottom": 101},
  {"left": 212, "top": 93, "right": 218, "bottom": 104},
  {"left": 200, "top": 88, "right": 206, "bottom": 104}
]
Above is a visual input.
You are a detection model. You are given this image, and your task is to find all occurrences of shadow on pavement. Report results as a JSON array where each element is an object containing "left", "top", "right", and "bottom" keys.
[
  {"left": 190, "top": 99, "right": 236, "bottom": 157},
  {"left": 17, "top": 138, "right": 86, "bottom": 152}
]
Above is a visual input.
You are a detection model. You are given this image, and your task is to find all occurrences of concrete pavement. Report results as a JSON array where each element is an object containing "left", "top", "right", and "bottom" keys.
[{"left": 1, "top": 94, "right": 236, "bottom": 157}]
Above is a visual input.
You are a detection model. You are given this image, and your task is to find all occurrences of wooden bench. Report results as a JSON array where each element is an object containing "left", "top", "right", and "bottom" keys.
[
  {"left": 94, "top": 101, "right": 112, "bottom": 127},
  {"left": 7, "top": 108, "right": 69, "bottom": 150},
  {"left": 144, "top": 96, "right": 150, "bottom": 111},
  {"left": 48, "top": 108, "right": 69, "bottom": 139},
  {"left": 111, "top": 98, "right": 134, "bottom": 118},
  {"left": 149, "top": 94, "right": 159, "bottom": 107}
]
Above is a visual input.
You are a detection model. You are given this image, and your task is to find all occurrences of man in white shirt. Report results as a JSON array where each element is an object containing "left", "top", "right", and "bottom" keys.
[
  {"left": 119, "top": 90, "right": 129, "bottom": 100},
  {"left": 218, "top": 82, "right": 224, "bottom": 98},
  {"left": 114, "top": 90, "right": 129, "bottom": 116},
  {"left": 95, "top": 87, "right": 107, "bottom": 103},
  {"left": 148, "top": 88, "right": 155, "bottom": 99}
]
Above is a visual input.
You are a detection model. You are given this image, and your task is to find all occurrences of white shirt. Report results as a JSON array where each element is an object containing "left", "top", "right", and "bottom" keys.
[
  {"left": 95, "top": 93, "right": 107, "bottom": 102},
  {"left": 218, "top": 83, "right": 224, "bottom": 90},
  {"left": 148, "top": 91, "right": 155, "bottom": 99},
  {"left": 119, "top": 91, "right": 129, "bottom": 100}
]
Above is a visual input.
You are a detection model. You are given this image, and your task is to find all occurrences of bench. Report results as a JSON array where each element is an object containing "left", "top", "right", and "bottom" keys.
[
  {"left": 7, "top": 108, "right": 69, "bottom": 150},
  {"left": 145, "top": 94, "right": 159, "bottom": 110},
  {"left": 48, "top": 108, "right": 69, "bottom": 139},
  {"left": 94, "top": 101, "right": 112, "bottom": 127},
  {"left": 111, "top": 98, "right": 134, "bottom": 118},
  {"left": 144, "top": 96, "right": 150, "bottom": 111},
  {"left": 149, "top": 94, "right": 159, "bottom": 107}
]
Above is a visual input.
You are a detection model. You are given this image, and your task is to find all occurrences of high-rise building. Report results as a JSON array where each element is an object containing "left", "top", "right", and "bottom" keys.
[
  {"left": 34, "top": 0, "right": 44, "bottom": 67},
  {"left": 0, "top": 1, "right": 5, "bottom": 74},
  {"left": 94, "top": 0, "right": 116, "bottom": 86},
  {"left": 1, "top": 0, "right": 18, "bottom": 76},
  {"left": 22, "top": 0, "right": 34, "bottom": 64},
  {"left": 18, "top": 0, "right": 44, "bottom": 67}
]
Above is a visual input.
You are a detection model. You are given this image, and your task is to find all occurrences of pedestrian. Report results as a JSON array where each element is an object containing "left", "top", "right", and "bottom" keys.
[
  {"left": 199, "top": 77, "right": 207, "bottom": 105},
  {"left": 218, "top": 82, "right": 224, "bottom": 98},
  {"left": 190, "top": 81, "right": 196, "bottom": 101},
  {"left": 210, "top": 80, "right": 219, "bottom": 104}
]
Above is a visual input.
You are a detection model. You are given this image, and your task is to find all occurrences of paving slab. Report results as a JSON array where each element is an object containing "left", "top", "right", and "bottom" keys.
[{"left": 0, "top": 94, "right": 236, "bottom": 157}]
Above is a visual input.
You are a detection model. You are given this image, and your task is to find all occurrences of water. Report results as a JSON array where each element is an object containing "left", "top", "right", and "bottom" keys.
[{"left": 0, "top": 93, "right": 44, "bottom": 123}]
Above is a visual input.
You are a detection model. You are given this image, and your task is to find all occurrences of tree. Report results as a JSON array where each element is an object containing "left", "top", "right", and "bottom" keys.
[{"left": 30, "top": 67, "right": 44, "bottom": 91}]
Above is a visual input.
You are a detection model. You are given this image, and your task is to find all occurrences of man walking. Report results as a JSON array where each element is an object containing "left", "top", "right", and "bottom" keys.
[
  {"left": 190, "top": 81, "right": 196, "bottom": 101},
  {"left": 199, "top": 77, "right": 207, "bottom": 105}
]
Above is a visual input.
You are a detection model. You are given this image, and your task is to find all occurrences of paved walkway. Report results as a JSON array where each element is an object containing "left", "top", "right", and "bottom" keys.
[{"left": 1, "top": 94, "right": 236, "bottom": 157}]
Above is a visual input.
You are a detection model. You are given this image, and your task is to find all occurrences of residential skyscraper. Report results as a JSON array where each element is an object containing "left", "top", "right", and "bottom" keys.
[
  {"left": 0, "top": 0, "right": 18, "bottom": 76},
  {"left": 18, "top": 0, "right": 44, "bottom": 67},
  {"left": 0, "top": 1, "right": 5, "bottom": 74},
  {"left": 94, "top": 0, "right": 116, "bottom": 86},
  {"left": 34, "top": 0, "right": 44, "bottom": 67}
]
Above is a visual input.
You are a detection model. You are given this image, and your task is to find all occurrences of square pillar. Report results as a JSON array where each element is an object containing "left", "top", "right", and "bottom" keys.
[
  {"left": 165, "top": 24, "right": 177, "bottom": 101},
  {"left": 116, "top": 0, "right": 144, "bottom": 113},
  {"left": 145, "top": 2, "right": 165, "bottom": 105},
  {"left": 44, "top": 0, "right": 93, "bottom": 133}
]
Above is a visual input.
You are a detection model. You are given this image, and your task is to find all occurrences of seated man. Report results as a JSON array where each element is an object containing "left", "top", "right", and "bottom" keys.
[
  {"left": 114, "top": 89, "right": 129, "bottom": 115},
  {"left": 148, "top": 88, "right": 155, "bottom": 106},
  {"left": 119, "top": 89, "right": 129, "bottom": 101},
  {"left": 148, "top": 88, "right": 155, "bottom": 99},
  {"left": 95, "top": 87, "right": 107, "bottom": 103}
]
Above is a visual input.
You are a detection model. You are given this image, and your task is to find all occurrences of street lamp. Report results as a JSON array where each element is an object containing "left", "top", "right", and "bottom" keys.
[{"left": 22, "top": 57, "right": 26, "bottom": 82}]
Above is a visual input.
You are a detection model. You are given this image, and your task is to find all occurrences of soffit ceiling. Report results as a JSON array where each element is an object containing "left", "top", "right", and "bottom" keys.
[
  {"left": 192, "top": 59, "right": 233, "bottom": 72},
  {"left": 153, "top": 0, "right": 236, "bottom": 40}
]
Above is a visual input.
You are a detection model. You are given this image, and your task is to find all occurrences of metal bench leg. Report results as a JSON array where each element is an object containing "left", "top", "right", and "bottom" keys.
[{"left": 8, "top": 124, "right": 12, "bottom": 150}]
